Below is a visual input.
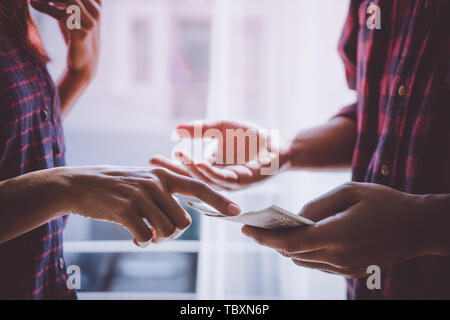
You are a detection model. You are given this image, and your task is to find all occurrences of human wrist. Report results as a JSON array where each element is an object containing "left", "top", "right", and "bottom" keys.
[
  {"left": 285, "top": 136, "right": 309, "bottom": 170},
  {"left": 278, "top": 138, "right": 294, "bottom": 171},
  {"left": 40, "top": 167, "right": 77, "bottom": 218},
  {"left": 416, "top": 194, "right": 450, "bottom": 256}
]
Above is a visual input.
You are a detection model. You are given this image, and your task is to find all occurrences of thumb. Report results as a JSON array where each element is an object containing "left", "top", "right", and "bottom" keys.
[{"left": 299, "top": 183, "right": 360, "bottom": 222}]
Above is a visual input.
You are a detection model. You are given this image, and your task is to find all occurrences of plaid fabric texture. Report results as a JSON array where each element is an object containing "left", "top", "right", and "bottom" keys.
[
  {"left": 0, "top": 35, "right": 75, "bottom": 299},
  {"left": 336, "top": 0, "right": 450, "bottom": 299}
]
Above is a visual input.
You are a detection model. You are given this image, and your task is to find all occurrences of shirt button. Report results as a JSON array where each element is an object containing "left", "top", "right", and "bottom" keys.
[
  {"left": 58, "top": 257, "right": 65, "bottom": 270},
  {"left": 381, "top": 164, "right": 391, "bottom": 177},
  {"left": 40, "top": 108, "right": 49, "bottom": 122},
  {"left": 398, "top": 85, "right": 407, "bottom": 97}
]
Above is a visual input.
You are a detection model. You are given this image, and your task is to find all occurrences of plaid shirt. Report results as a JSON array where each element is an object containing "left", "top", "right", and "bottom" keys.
[
  {"left": 336, "top": 0, "right": 450, "bottom": 299},
  {"left": 0, "top": 35, "right": 75, "bottom": 299}
]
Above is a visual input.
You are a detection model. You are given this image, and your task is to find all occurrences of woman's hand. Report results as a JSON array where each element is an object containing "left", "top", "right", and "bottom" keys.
[
  {"left": 60, "top": 166, "right": 241, "bottom": 246},
  {"left": 242, "top": 182, "right": 448, "bottom": 278},
  {"left": 31, "top": 0, "right": 101, "bottom": 79},
  {"left": 0, "top": 165, "right": 240, "bottom": 246},
  {"left": 30, "top": 0, "right": 101, "bottom": 116},
  {"left": 150, "top": 120, "right": 291, "bottom": 191}
]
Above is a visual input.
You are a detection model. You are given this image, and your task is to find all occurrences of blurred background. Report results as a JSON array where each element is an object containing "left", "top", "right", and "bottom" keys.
[{"left": 33, "top": 0, "right": 356, "bottom": 299}]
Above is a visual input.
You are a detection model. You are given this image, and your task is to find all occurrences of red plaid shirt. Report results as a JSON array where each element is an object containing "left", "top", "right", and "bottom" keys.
[
  {"left": 0, "top": 35, "right": 75, "bottom": 299},
  {"left": 336, "top": 0, "right": 450, "bottom": 299}
]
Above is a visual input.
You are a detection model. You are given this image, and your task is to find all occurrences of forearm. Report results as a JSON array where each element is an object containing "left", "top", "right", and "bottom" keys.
[
  {"left": 0, "top": 168, "right": 70, "bottom": 244},
  {"left": 420, "top": 194, "right": 450, "bottom": 256},
  {"left": 285, "top": 116, "right": 357, "bottom": 170},
  {"left": 57, "top": 69, "right": 92, "bottom": 120}
]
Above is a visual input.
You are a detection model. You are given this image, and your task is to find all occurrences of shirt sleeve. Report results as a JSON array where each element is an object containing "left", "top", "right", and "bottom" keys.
[
  {"left": 334, "top": 102, "right": 358, "bottom": 122},
  {"left": 333, "top": 0, "right": 362, "bottom": 122}
]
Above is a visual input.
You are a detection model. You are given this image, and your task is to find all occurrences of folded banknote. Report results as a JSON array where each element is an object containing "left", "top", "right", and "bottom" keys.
[{"left": 185, "top": 201, "right": 315, "bottom": 230}]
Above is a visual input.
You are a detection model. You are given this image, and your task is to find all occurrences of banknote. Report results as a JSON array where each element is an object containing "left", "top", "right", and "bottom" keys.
[{"left": 185, "top": 201, "right": 315, "bottom": 230}]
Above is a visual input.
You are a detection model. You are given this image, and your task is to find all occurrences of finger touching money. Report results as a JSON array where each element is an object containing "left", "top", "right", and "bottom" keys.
[{"left": 186, "top": 201, "right": 315, "bottom": 230}]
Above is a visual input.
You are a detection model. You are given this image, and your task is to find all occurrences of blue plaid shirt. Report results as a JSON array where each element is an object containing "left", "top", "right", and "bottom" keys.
[{"left": 0, "top": 35, "right": 75, "bottom": 299}]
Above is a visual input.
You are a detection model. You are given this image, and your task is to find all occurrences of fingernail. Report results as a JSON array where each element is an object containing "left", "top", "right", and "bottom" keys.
[
  {"left": 175, "top": 151, "right": 184, "bottom": 158},
  {"left": 227, "top": 203, "right": 241, "bottom": 215},
  {"left": 136, "top": 240, "right": 151, "bottom": 248},
  {"left": 170, "top": 228, "right": 186, "bottom": 240}
]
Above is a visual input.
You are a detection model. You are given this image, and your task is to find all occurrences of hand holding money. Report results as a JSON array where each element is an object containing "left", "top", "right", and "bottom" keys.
[{"left": 186, "top": 201, "right": 315, "bottom": 230}]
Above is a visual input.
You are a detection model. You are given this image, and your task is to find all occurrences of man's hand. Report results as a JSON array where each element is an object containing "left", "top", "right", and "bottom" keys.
[
  {"left": 242, "top": 182, "right": 442, "bottom": 278},
  {"left": 150, "top": 120, "right": 291, "bottom": 191}
]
